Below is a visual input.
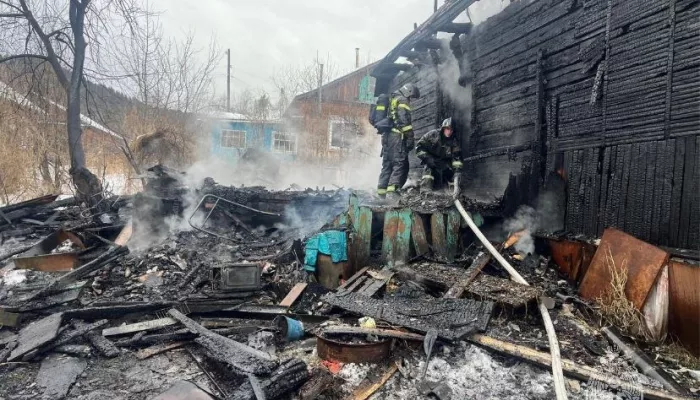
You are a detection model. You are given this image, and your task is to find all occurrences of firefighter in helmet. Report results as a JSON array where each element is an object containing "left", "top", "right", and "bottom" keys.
[
  {"left": 376, "top": 83, "right": 420, "bottom": 199},
  {"left": 415, "top": 117, "right": 463, "bottom": 194}
]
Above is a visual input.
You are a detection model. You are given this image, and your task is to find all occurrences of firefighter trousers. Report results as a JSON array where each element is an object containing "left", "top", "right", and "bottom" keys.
[{"left": 377, "top": 133, "right": 409, "bottom": 194}]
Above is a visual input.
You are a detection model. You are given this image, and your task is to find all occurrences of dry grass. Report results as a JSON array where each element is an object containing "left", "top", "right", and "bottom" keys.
[
  {"left": 658, "top": 341, "right": 700, "bottom": 370},
  {"left": 596, "top": 248, "right": 651, "bottom": 341}
]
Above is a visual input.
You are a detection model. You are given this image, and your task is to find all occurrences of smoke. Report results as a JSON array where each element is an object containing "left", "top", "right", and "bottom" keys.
[
  {"left": 503, "top": 190, "right": 566, "bottom": 256},
  {"left": 436, "top": 42, "right": 473, "bottom": 120},
  {"left": 503, "top": 205, "right": 539, "bottom": 256},
  {"left": 185, "top": 125, "right": 382, "bottom": 192}
]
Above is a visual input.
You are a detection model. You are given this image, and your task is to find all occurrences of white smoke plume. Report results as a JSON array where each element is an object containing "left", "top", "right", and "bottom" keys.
[
  {"left": 436, "top": 42, "right": 473, "bottom": 119},
  {"left": 503, "top": 190, "right": 565, "bottom": 256},
  {"left": 503, "top": 205, "right": 539, "bottom": 256}
]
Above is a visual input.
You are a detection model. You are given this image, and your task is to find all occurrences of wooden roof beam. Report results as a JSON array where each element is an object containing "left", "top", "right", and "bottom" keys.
[{"left": 438, "top": 22, "right": 473, "bottom": 34}]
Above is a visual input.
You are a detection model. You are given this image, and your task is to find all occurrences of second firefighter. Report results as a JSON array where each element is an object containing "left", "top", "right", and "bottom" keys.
[{"left": 415, "top": 117, "right": 463, "bottom": 194}]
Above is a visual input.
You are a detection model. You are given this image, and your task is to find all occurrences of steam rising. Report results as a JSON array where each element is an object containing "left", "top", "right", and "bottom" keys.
[
  {"left": 436, "top": 42, "right": 473, "bottom": 118},
  {"left": 503, "top": 191, "right": 565, "bottom": 256}
]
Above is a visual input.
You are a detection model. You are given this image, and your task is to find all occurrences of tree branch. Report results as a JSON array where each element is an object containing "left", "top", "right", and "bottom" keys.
[
  {"left": 0, "top": 53, "right": 50, "bottom": 64},
  {"left": 17, "top": 0, "right": 69, "bottom": 89}
]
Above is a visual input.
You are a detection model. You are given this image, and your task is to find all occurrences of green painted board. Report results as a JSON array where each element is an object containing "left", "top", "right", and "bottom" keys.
[
  {"left": 446, "top": 208, "right": 461, "bottom": 262},
  {"left": 382, "top": 211, "right": 399, "bottom": 261},
  {"left": 382, "top": 209, "right": 413, "bottom": 264},
  {"left": 355, "top": 206, "right": 373, "bottom": 269},
  {"left": 411, "top": 213, "right": 430, "bottom": 257},
  {"left": 431, "top": 213, "right": 447, "bottom": 259},
  {"left": 333, "top": 212, "right": 348, "bottom": 227},
  {"left": 394, "top": 209, "right": 413, "bottom": 263}
]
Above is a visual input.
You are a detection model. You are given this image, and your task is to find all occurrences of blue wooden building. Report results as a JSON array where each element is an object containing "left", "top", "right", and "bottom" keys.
[{"left": 208, "top": 112, "right": 297, "bottom": 163}]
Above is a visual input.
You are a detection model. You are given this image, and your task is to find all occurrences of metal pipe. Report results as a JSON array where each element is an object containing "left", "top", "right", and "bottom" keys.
[{"left": 454, "top": 199, "right": 569, "bottom": 400}]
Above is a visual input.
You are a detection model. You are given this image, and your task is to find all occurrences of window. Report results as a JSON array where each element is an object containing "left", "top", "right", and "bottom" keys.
[
  {"left": 329, "top": 118, "right": 360, "bottom": 149},
  {"left": 272, "top": 131, "right": 296, "bottom": 153},
  {"left": 220, "top": 129, "right": 246, "bottom": 148}
]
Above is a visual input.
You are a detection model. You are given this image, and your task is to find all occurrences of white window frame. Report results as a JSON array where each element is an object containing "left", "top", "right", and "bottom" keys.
[
  {"left": 272, "top": 131, "right": 297, "bottom": 153},
  {"left": 328, "top": 117, "right": 359, "bottom": 150},
  {"left": 220, "top": 129, "right": 246, "bottom": 149}
]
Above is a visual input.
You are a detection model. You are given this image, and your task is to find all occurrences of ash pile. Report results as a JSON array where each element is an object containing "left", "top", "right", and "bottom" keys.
[{"left": 0, "top": 165, "right": 697, "bottom": 400}]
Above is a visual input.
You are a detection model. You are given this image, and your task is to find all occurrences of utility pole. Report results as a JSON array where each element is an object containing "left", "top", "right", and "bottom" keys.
[
  {"left": 226, "top": 49, "right": 231, "bottom": 112},
  {"left": 318, "top": 63, "right": 324, "bottom": 114},
  {"left": 434, "top": 0, "right": 438, "bottom": 12}
]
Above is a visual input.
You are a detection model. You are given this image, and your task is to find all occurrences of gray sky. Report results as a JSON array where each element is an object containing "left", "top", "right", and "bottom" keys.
[{"left": 151, "top": 0, "right": 509, "bottom": 96}]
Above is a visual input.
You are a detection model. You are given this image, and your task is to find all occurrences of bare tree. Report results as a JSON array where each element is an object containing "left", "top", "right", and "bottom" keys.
[
  {"left": 271, "top": 57, "right": 340, "bottom": 112},
  {"left": 0, "top": 0, "right": 144, "bottom": 208}
]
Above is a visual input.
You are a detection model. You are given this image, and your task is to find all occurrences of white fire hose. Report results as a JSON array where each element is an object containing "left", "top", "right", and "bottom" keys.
[{"left": 454, "top": 199, "right": 569, "bottom": 400}]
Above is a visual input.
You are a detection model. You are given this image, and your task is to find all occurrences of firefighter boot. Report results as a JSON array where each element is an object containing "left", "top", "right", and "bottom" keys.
[{"left": 386, "top": 185, "right": 400, "bottom": 201}]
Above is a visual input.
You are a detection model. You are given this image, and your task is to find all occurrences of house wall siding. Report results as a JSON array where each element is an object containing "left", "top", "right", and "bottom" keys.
[{"left": 389, "top": 0, "right": 699, "bottom": 248}]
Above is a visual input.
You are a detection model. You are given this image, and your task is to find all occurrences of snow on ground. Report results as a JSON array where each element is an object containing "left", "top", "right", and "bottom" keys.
[{"left": 337, "top": 343, "right": 640, "bottom": 400}]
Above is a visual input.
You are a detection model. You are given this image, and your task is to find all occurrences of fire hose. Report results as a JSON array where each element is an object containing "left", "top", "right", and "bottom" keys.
[{"left": 454, "top": 199, "right": 568, "bottom": 400}]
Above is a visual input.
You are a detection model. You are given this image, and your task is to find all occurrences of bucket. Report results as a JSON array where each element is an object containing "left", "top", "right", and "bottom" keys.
[{"left": 274, "top": 316, "right": 305, "bottom": 341}]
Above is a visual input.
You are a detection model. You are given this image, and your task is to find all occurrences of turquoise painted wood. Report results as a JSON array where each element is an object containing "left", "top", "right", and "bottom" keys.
[
  {"left": 446, "top": 208, "right": 461, "bottom": 262},
  {"left": 382, "top": 211, "right": 398, "bottom": 261},
  {"left": 394, "top": 209, "right": 413, "bottom": 263},
  {"left": 354, "top": 206, "right": 373, "bottom": 269}
]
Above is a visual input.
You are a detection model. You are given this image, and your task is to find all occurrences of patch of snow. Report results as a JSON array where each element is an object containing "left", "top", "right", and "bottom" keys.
[
  {"left": 364, "top": 344, "right": 623, "bottom": 400},
  {"left": 3, "top": 270, "right": 28, "bottom": 286}
]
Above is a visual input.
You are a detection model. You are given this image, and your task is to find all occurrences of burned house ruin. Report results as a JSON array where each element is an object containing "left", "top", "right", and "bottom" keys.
[
  {"left": 0, "top": 1, "right": 699, "bottom": 399},
  {"left": 373, "top": 0, "right": 699, "bottom": 250}
]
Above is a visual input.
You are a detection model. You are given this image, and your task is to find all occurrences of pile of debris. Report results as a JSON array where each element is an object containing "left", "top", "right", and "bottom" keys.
[{"left": 0, "top": 166, "right": 697, "bottom": 400}]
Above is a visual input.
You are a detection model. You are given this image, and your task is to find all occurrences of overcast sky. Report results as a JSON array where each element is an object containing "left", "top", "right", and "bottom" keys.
[{"left": 150, "top": 0, "right": 509, "bottom": 97}]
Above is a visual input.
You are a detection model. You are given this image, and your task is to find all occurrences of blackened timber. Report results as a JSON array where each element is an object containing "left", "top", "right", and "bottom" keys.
[
  {"left": 598, "top": 146, "right": 612, "bottom": 235},
  {"left": 168, "top": 309, "right": 277, "bottom": 374},
  {"left": 438, "top": 22, "right": 473, "bottom": 34},
  {"left": 563, "top": 150, "right": 574, "bottom": 230},
  {"left": 642, "top": 143, "right": 658, "bottom": 240},
  {"left": 669, "top": 141, "right": 686, "bottom": 246},
  {"left": 651, "top": 141, "right": 667, "bottom": 243},
  {"left": 688, "top": 137, "right": 700, "bottom": 246},
  {"left": 534, "top": 49, "right": 547, "bottom": 185},
  {"left": 617, "top": 145, "right": 633, "bottom": 229},
  {"left": 678, "top": 135, "right": 696, "bottom": 247},
  {"left": 659, "top": 139, "right": 676, "bottom": 245},
  {"left": 322, "top": 291, "right": 494, "bottom": 340}
]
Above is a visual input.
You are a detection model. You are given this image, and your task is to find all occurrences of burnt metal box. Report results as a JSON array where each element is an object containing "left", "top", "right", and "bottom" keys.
[{"left": 211, "top": 263, "right": 261, "bottom": 292}]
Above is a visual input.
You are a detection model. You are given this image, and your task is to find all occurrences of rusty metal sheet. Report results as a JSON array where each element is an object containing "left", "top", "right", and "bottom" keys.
[
  {"left": 446, "top": 209, "right": 461, "bottom": 262},
  {"left": 411, "top": 213, "right": 430, "bottom": 257},
  {"left": 579, "top": 228, "right": 669, "bottom": 310},
  {"left": 548, "top": 238, "right": 596, "bottom": 283},
  {"left": 279, "top": 283, "right": 308, "bottom": 307},
  {"left": 316, "top": 333, "right": 391, "bottom": 364},
  {"left": 13, "top": 253, "right": 79, "bottom": 272},
  {"left": 13, "top": 229, "right": 85, "bottom": 272},
  {"left": 668, "top": 260, "right": 700, "bottom": 356},
  {"left": 21, "top": 229, "right": 85, "bottom": 257},
  {"left": 431, "top": 213, "right": 447, "bottom": 259}
]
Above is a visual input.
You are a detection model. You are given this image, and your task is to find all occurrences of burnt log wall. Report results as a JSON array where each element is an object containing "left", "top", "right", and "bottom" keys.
[{"left": 391, "top": 0, "right": 699, "bottom": 248}]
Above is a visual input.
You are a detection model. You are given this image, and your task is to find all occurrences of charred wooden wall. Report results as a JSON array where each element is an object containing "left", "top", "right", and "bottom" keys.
[{"left": 392, "top": 0, "right": 699, "bottom": 248}]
